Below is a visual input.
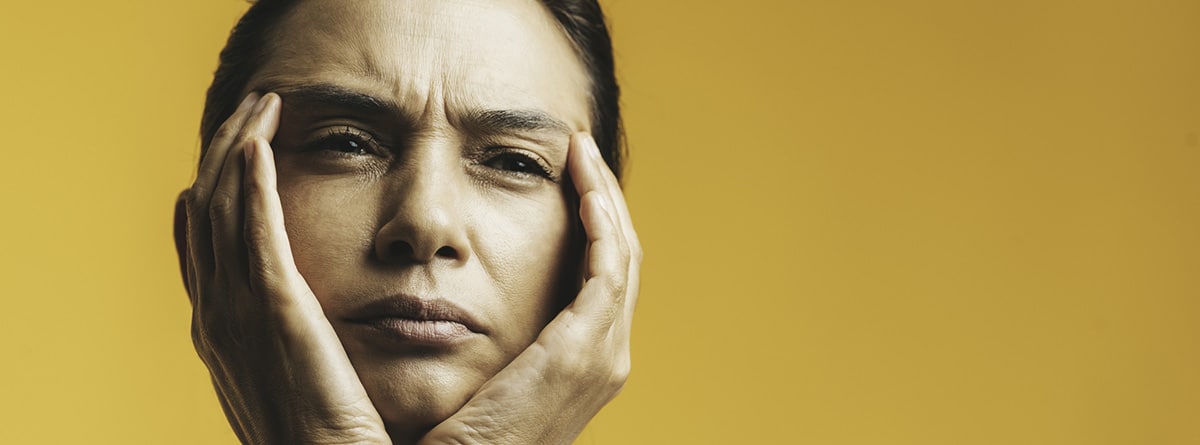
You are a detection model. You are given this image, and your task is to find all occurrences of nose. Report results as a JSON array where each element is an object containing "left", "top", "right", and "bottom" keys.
[{"left": 373, "top": 146, "right": 471, "bottom": 265}]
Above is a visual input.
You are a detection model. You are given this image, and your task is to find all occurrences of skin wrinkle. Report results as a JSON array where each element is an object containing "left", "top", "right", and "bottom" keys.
[
  {"left": 260, "top": 78, "right": 576, "bottom": 158},
  {"left": 182, "top": 0, "right": 632, "bottom": 441},
  {"left": 265, "top": 85, "right": 575, "bottom": 297},
  {"left": 266, "top": 83, "right": 570, "bottom": 235},
  {"left": 236, "top": 0, "right": 592, "bottom": 440}
]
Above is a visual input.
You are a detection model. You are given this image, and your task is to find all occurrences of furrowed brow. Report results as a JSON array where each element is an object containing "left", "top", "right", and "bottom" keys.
[
  {"left": 273, "top": 83, "right": 399, "bottom": 116},
  {"left": 266, "top": 84, "right": 571, "bottom": 138},
  {"left": 470, "top": 108, "right": 572, "bottom": 137}
]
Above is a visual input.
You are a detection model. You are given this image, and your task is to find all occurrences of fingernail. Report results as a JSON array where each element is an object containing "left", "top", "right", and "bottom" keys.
[{"left": 238, "top": 92, "right": 261, "bottom": 113}]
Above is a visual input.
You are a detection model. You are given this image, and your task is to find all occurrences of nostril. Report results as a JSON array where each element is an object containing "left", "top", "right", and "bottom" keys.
[
  {"left": 435, "top": 246, "right": 458, "bottom": 259},
  {"left": 388, "top": 241, "right": 416, "bottom": 260},
  {"left": 380, "top": 240, "right": 459, "bottom": 263}
]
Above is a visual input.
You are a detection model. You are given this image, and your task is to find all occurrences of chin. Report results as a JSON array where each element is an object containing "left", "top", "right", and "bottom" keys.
[{"left": 349, "top": 351, "right": 497, "bottom": 443}]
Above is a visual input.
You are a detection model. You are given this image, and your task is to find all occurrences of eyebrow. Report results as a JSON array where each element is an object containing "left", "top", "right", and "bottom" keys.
[
  {"left": 469, "top": 109, "right": 572, "bottom": 137},
  {"left": 274, "top": 84, "right": 399, "bottom": 116},
  {"left": 271, "top": 83, "right": 572, "bottom": 137}
]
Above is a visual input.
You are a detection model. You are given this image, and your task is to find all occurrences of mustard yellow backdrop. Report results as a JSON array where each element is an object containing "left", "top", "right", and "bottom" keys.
[{"left": 1, "top": 0, "right": 1196, "bottom": 443}]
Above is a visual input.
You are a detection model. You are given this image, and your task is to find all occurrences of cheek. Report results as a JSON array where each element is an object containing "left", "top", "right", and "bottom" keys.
[
  {"left": 469, "top": 192, "right": 578, "bottom": 337},
  {"left": 274, "top": 175, "right": 379, "bottom": 294}
]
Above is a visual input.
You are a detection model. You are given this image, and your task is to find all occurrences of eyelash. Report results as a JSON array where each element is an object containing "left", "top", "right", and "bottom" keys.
[
  {"left": 482, "top": 149, "right": 556, "bottom": 181},
  {"left": 309, "top": 126, "right": 382, "bottom": 157},
  {"left": 305, "top": 126, "right": 556, "bottom": 181}
]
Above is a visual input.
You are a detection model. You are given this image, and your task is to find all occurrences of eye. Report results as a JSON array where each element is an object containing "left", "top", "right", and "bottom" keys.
[
  {"left": 484, "top": 151, "right": 554, "bottom": 179},
  {"left": 309, "top": 126, "right": 381, "bottom": 156}
]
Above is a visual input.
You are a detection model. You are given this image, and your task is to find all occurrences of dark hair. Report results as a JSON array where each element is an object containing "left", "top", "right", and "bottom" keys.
[{"left": 200, "top": 0, "right": 624, "bottom": 180}]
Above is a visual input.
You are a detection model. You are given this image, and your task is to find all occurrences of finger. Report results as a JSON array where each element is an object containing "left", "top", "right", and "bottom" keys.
[
  {"left": 568, "top": 134, "right": 631, "bottom": 305},
  {"left": 187, "top": 92, "right": 260, "bottom": 276},
  {"left": 587, "top": 136, "right": 640, "bottom": 255},
  {"left": 582, "top": 135, "right": 641, "bottom": 323},
  {"left": 241, "top": 134, "right": 388, "bottom": 431},
  {"left": 242, "top": 136, "right": 311, "bottom": 311},
  {"left": 189, "top": 93, "right": 260, "bottom": 318},
  {"left": 581, "top": 190, "right": 622, "bottom": 274},
  {"left": 572, "top": 134, "right": 622, "bottom": 232},
  {"left": 210, "top": 93, "right": 281, "bottom": 283},
  {"left": 571, "top": 135, "right": 639, "bottom": 355},
  {"left": 569, "top": 192, "right": 627, "bottom": 327},
  {"left": 569, "top": 133, "right": 623, "bottom": 246},
  {"left": 187, "top": 249, "right": 199, "bottom": 308},
  {"left": 193, "top": 92, "right": 261, "bottom": 202},
  {"left": 174, "top": 192, "right": 197, "bottom": 307},
  {"left": 209, "top": 139, "right": 248, "bottom": 285},
  {"left": 582, "top": 138, "right": 638, "bottom": 388}
]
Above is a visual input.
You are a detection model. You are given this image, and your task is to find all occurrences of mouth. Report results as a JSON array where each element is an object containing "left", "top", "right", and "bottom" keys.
[{"left": 344, "top": 294, "right": 483, "bottom": 346}]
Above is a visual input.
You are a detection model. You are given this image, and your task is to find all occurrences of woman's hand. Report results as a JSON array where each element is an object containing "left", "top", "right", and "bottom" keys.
[
  {"left": 419, "top": 133, "right": 642, "bottom": 445},
  {"left": 174, "top": 92, "right": 391, "bottom": 444}
]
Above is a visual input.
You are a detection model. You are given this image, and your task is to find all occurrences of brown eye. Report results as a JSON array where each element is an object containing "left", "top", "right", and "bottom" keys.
[
  {"left": 485, "top": 152, "right": 552, "bottom": 178},
  {"left": 322, "top": 136, "right": 365, "bottom": 154},
  {"left": 309, "top": 126, "right": 380, "bottom": 156}
]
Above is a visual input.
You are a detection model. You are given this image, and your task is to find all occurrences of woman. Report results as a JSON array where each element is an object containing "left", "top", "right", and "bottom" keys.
[{"left": 171, "top": 0, "right": 640, "bottom": 443}]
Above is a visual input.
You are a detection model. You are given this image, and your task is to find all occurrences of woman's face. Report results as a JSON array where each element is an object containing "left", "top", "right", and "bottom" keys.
[{"left": 242, "top": 0, "right": 591, "bottom": 437}]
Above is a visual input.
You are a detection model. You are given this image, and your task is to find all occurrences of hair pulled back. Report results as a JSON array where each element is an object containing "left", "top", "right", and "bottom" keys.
[{"left": 199, "top": 0, "right": 624, "bottom": 178}]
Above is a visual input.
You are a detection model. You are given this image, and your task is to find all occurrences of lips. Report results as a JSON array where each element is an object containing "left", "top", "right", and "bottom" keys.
[{"left": 344, "top": 294, "right": 484, "bottom": 345}]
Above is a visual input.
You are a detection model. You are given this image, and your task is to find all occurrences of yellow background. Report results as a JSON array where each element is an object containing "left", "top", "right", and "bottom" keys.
[{"left": 1, "top": 0, "right": 1197, "bottom": 443}]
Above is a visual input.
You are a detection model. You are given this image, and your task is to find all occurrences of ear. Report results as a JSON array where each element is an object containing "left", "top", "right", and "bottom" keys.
[{"left": 174, "top": 190, "right": 193, "bottom": 295}]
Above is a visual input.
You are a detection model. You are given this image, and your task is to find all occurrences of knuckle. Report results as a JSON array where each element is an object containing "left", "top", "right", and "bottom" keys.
[
  {"left": 246, "top": 264, "right": 281, "bottom": 299},
  {"left": 242, "top": 173, "right": 260, "bottom": 195},
  {"left": 209, "top": 194, "right": 237, "bottom": 219},
  {"left": 544, "top": 330, "right": 592, "bottom": 377},
  {"left": 249, "top": 268, "right": 308, "bottom": 312},
  {"left": 578, "top": 354, "right": 629, "bottom": 394},
  {"left": 616, "top": 238, "right": 632, "bottom": 261},
  {"left": 598, "top": 298, "right": 621, "bottom": 326},
  {"left": 243, "top": 216, "right": 270, "bottom": 248},
  {"left": 630, "top": 241, "right": 643, "bottom": 264},
  {"left": 555, "top": 308, "right": 589, "bottom": 338},
  {"left": 559, "top": 350, "right": 594, "bottom": 380},
  {"left": 609, "top": 360, "right": 631, "bottom": 390},
  {"left": 212, "top": 122, "right": 239, "bottom": 145},
  {"left": 186, "top": 188, "right": 208, "bottom": 213},
  {"left": 599, "top": 272, "right": 627, "bottom": 295}
]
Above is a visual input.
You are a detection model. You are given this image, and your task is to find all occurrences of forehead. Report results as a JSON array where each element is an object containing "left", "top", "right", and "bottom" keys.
[{"left": 250, "top": 0, "right": 591, "bottom": 128}]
